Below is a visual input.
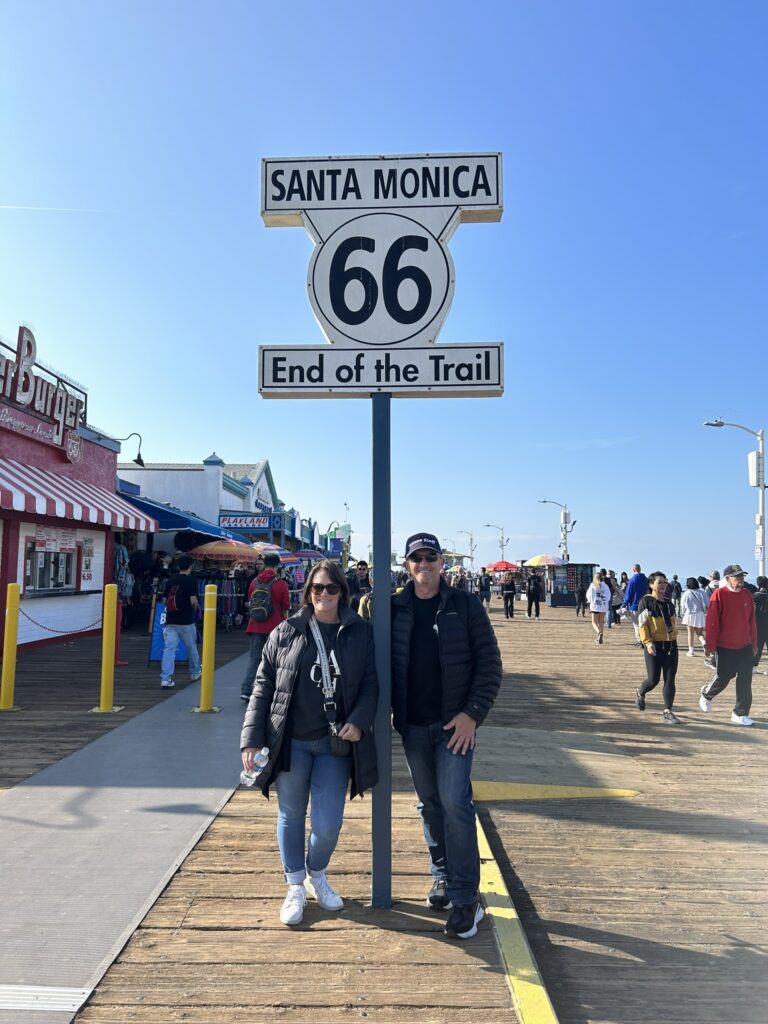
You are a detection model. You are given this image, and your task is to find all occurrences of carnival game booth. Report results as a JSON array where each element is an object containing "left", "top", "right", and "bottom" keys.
[{"left": 522, "top": 554, "right": 598, "bottom": 608}]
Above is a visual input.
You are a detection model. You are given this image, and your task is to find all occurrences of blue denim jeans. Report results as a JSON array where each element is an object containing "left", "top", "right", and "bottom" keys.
[
  {"left": 241, "top": 632, "right": 267, "bottom": 699},
  {"left": 400, "top": 721, "right": 479, "bottom": 906},
  {"left": 160, "top": 623, "right": 201, "bottom": 683},
  {"left": 275, "top": 736, "right": 352, "bottom": 883}
]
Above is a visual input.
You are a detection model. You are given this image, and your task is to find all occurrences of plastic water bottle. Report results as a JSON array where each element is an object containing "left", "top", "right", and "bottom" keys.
[{"left": 239, "top": 747, "right": 269, "bottom": 787}]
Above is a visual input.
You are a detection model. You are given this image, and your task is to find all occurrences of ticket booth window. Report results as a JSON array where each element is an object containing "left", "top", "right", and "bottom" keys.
[{"left": 24, "top": 542, "right": 76, "bottom": 593}]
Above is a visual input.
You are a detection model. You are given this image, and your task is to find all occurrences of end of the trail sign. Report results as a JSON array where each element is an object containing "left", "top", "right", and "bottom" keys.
[
  {"left": 259, "top": 343, "right": 503, "bottom": 399},
  {"left": 257, "top": 150, "right": 505, "bottom": 399}
]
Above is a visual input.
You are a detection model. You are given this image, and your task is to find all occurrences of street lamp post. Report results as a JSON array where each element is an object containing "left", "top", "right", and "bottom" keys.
[
  {"left": 457, "top": 529, "right": 477, "bottom": 571},
  {"left": 484, "top": 523, "right": 508, "bottom": 562},
  {"left": 704, "top": 420, "right": 766, "bottom": 578},
  {"left": 538, "top": 499, "right": 576, "bottom": 563}
]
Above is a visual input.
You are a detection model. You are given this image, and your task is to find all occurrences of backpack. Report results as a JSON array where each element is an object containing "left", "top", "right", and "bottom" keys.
[
  {"left": 165, "top": 583, "right": 180, "bottom": 614},
  {"left": 248, "top": 576, "right": 276, "bottom": 623}
]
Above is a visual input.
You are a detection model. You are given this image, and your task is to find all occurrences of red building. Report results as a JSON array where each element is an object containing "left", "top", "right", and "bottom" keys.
[{"left": 0, "top": 326, "right": 156, "bottom": 649}]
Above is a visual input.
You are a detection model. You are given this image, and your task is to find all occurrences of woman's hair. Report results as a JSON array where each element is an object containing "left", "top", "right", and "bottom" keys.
[
  {"left": 697, "top": 575, "right": 709, "bottom": 588},
  {"left": 756, "top": 575, "right": 768, "bottom": 590},
  {"left": 647, "top": 571, "right": 668, "bottom": 586},
  {"left": 686, "top": 577, "right": 699, "bottom": 590},
  {"left": 592, "top": 572, "right": 603, "bottom": 586},
  {"left": 620, "top": 571, "right": 628, "bottom": 581},
  {"left": 301, "top": 559, "right": 350, "bottom": 609}
]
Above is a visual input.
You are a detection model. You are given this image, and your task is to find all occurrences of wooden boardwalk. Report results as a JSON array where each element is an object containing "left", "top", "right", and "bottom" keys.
[
  {"left": 483, "top": 601, "right": 768, "bottom": 1024},
  {"left": 3, "top": 602, "right": 766, "bottom": 1023},
  {"left": 0, "top": 625, "right": 249, "bottom": 790}
]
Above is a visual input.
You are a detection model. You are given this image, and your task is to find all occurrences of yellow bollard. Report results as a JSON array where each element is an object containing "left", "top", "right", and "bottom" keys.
[
  {"left": 0, "top": 583, "right": 21, "bottom": 712},
  {"left": 90, "top": 584, "right": 124, "bottom": 714},
  {"left": 194, "top": 584, "right": 220, "bottom": 713}
]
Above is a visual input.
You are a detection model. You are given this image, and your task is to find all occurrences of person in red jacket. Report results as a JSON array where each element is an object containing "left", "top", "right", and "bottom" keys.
[
  {"left": 699, "top": 564, "right": 757, "bottom": 726},
  {"left": 241, "top": 553, "right": 290, "bottom": 700}
]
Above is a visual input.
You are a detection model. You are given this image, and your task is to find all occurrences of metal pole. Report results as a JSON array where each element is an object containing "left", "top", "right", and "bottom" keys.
[
  {"left": 0, "top": 583, "right": 21, "bottom": 712},
  {"left": 371, "top": 392, "right": 392, "bottom": 907},
  {"left": 195, "top": 584, "right": 221, "bottom": 713},
  {"left": 758, "top": 430, "right": 766, "bottom": 578},
  {"left": 91, "top": 584, "right": 123, "bottom": 714}
]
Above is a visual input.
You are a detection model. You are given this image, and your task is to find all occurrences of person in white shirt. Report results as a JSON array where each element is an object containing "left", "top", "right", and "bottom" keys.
[
  {"left": 586, "top": 572, "right": 611, "bottom": 646},
  {"left": 680, "top": 577, "right": 708, "bottom": 656}
]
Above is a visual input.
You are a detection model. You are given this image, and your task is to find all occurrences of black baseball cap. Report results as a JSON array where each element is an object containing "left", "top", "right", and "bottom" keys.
[
  {"left": 723, "top": 564, "right": 747, "bottom": 578},
  {"left": 404, "top": 533, "right": 442, "bottom": 559}
]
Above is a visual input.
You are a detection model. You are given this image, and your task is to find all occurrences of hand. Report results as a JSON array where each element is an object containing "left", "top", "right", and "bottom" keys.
[
  {"left": 444, "top": 712, "right": 476, "bottom": 755},
  {"left": 646, "top": 643, "right": 656, "bottom": 656},
  {"left": 242, "top": 747, "right": 257, "bottom": 772},
  {"left": 338, "top": 722, "right": 362, "bottom": 742}
]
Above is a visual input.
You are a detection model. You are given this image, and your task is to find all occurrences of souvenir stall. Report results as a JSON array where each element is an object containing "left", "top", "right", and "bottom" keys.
[{"left": 521, "top": 554, "right": 597, "bottom": 607}]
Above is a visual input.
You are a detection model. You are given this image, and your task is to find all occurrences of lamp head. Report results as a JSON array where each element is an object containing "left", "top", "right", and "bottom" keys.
[
  {"left": 704, "top": 420, "right": 724, "bottom": 428},
  {"left": 133, "top": 452, "right": 145, "bottom": 468}
]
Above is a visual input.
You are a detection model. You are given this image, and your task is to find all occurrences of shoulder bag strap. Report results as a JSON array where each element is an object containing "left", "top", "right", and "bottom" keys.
[{"left": 308, "top": 615, "right": 340, "bottom": 728}]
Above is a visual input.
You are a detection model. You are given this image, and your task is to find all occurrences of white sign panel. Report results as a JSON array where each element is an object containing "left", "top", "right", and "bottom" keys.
[
  {"left": 258, "top": 151, "right": 504, "bottom": 398},
  {"left": 260, "top": 343, "right": 503, "bottom": 399}
]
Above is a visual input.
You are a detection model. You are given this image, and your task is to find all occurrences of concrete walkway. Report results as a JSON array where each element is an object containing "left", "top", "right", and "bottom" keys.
[{"left": 0, "top": 655, "right": 250, "bottom": 1024}]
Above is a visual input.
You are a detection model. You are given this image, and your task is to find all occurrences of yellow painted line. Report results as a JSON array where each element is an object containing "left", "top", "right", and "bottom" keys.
[
  {"left": 478, "top": 817, "right": 560, "bottom": 1024},
  {"left": 473, "top": 781, "right": 638, "bottom": 801}
]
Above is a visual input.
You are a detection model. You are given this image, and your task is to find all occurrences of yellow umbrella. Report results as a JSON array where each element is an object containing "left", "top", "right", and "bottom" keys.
[
  {"left": 189, "top": 539, "right": 260, "bottom": 563},
  {"left": 524, "top": 553, "right": 564, "bottom": 567}
]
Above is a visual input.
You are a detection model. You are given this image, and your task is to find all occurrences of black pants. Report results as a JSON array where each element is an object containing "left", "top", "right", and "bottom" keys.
[
  {"left": 640, "top": 642, "right": 678, "bottom": 710},
  {"left": 527, "top": 597, "right": 540, "bottom": 618},
  {"left": 575, "top": 597, "right": 587, "bottom": 616},
  {"left": 703, "top": 645, "right": 753, "bottom": 716},
  {"left": 503, "top": 594, "right": 515, "bottom": 618},
  {"left": 754, "top": 626, "right": 768, "bottom": 667}
]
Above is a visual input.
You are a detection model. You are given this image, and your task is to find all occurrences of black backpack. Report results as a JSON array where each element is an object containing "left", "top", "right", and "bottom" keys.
[{"left": 248, "top": 577, "right": 276, "bottom": 623}]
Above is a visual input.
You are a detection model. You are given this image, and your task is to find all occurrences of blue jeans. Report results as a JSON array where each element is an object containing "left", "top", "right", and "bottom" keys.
[
  {"left": 400, "top": 721, "right": 479, "bottom": 906},
  {"left": 241, "top": 632, "right": 267, "bottom": 699},
  {"left": 160, "top": 623, "right": 201, "bottom": 683},
  {"left": 275, "top": 736, "right": 352, "bottom": 883}
]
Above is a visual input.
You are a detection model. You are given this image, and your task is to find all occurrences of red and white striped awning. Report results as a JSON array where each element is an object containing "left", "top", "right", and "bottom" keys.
[{"left": 0, "top": 458, "right": 157, "bottom": 532}]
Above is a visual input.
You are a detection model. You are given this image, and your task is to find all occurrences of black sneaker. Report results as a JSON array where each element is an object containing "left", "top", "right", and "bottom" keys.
[
  {"left": 426, "top": 879, "right": 452, "bottom": 910},
  {"left": 635, "top": 688, "right": 646, "bottom": 711},
  {"left": 445, "top": 901, "right": 484, "bottom": 939}
]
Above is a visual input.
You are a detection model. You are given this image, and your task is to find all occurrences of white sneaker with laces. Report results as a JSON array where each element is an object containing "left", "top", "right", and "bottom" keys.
[
  {"left": 731, "top": 712, "right": 754, "bottom": 726},
  {"left": 160, "top": 679, "right": 175, "bottom": 689},
  {"left": 280, "top": 884, "right": 307, "bottom": 925},
  {"left": 699, "top": 687, "right": 712, "bottom": 713},
  {"left": 305, "top": 873, "right": 344, "bottom": 911},
  {"left": 686, "top": 649, "right": 695, "bottom": 657}
]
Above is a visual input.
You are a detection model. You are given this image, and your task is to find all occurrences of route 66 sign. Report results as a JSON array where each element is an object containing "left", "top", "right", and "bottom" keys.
[{"left": 259, "top": 153, "right": 504, "bottom": 396}]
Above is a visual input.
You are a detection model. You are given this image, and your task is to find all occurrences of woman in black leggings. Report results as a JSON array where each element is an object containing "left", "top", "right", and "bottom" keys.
[
  {"left": 634, "top": 571, "right": 680, "bottom": 724},
  {"left": 501, "top": 572, "right": 516, "bottom": 619}
]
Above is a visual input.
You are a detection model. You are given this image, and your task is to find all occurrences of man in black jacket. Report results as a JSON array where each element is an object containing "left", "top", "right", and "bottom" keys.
[{"left": 391, "top": 532, "right": 502, "bottom": 940}]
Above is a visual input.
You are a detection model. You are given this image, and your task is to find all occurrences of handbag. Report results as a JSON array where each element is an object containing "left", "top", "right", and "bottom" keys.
[{"left": 308, "top": 616, "right": 351, "bottom": 758}]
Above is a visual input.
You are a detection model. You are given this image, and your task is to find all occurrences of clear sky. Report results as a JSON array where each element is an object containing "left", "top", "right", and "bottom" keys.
[{"left": 1, "top": 0, "right": 766, "bottom": 577}]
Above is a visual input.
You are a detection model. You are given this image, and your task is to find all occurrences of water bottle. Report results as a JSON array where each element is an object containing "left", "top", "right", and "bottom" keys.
[{"left": 239, "top": 747, "right": 269, "bottom": 787}]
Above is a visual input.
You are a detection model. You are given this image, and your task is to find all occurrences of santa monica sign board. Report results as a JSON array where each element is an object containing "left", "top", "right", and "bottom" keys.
[{"left": 258, "top": 152, "right": 504, "bottom": 398}]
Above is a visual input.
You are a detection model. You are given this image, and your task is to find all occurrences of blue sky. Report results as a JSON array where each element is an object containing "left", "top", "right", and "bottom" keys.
[{"left": 1, "top": 0, "right": 766, "bottom": 576}]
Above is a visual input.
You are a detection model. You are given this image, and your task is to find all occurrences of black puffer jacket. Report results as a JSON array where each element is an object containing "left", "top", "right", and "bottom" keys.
[
  {"left": 391, "top": 579, "right": 502, "bottom": 734},
  {"left": 240, "top": 605, "right": 379, "bottom": 799}
]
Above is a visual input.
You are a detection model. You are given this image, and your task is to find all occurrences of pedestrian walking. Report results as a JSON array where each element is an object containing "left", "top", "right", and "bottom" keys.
[
  {"left": 680, "top": 577, "right": 708, "bottom": 656},
  {"left": 476, "top": 567, "right": 491, "bottom": 609},
  {"left": 526, "top": 572, "right": 543, "bottom": 619},
  {"left": 634, "top": 571, "right": 680, "bottom": 724},
  {"left": 575, "top": 582, "right": 588, "bottom": 617},
  {"left": 621, "top": 564, "right": 649, "bottom": 646},
  {"left": 753, "top": 577, "right": 768, "bottom": 672},
  {"left": 700, "top": 564, "right": 757, "bottom": 726},
  {"left": 391, "top": 532, "right": 502, "bottom": 940},
  {"left": 500, "top": 571, "right": 516, "bottom": 619},
  {"left": 240, "top": 560, "right": 378, "bottom": 926},
  {"left": 586, "top": 571, "right": 611, "bottom": 645},
  {"left": 159, "top": 554, "right": 201, "bottom": 688},
  {"left": 670, "top": 575, "right": 683, "bottom": 616},
  {"left": 240, "top": 553, "right": 291, "bottom": 701}
]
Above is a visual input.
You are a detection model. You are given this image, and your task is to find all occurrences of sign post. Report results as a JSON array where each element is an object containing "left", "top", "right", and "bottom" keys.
[{"left": 259, "top": 152, "right": 504, "bottom": 906}]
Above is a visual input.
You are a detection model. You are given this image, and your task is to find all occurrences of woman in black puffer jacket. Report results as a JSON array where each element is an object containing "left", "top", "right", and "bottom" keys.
[{"left": 240, "top": 559, "right": 378, "bottom": 927}]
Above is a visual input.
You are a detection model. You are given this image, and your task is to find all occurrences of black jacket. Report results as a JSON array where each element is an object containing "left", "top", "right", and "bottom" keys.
[
  {"left": 391, "top": 580, "right": 502, "bottom": 734},
  {"left": 240, "top": 605, "right": 379, "bottom": 799}
]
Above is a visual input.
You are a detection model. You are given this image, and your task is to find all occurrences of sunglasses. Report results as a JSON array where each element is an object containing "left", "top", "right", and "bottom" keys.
[
  {"left": 408, "top": 553, "right": 440, "bottom": 564},
  {"left": 310, "top": 582, "right": 341, "bottom": 596}
]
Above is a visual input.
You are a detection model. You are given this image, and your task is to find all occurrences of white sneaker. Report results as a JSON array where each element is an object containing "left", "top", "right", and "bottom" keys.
[
  {"left": 731, "top": 712, "right": 754, "bottom": 726},
  {"left": 160, "top": 679, "right": 175, "bottom": 689},
  {"left": 305, "top": 873, "right": 344, "bottom": 911},
  {"left": 686, "top": 649, "right": 695, "bottom": 657},
  {"left": 280, "top": 884, "right": 307, "bottom": 925},
  {"left": 699, "top": 687, "right": 712, "bottom": 713}
]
